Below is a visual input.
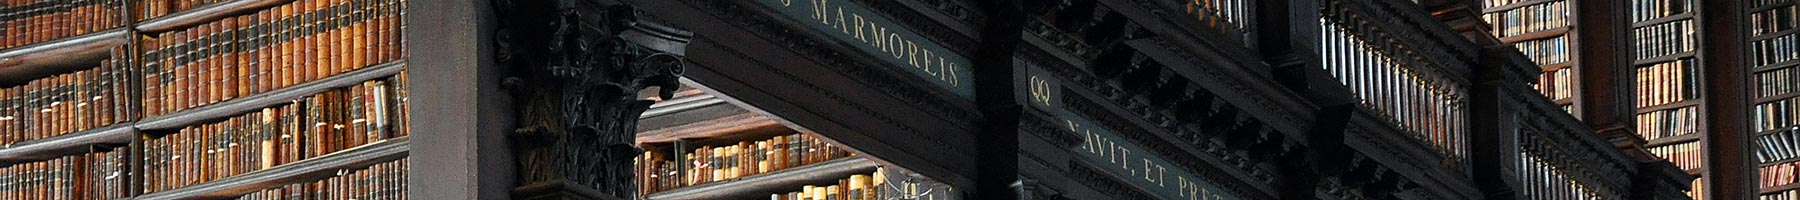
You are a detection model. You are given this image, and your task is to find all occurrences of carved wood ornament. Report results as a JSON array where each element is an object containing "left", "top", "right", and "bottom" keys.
[{"left": 493, "top": 0, "right": 691, "bottom": 199}]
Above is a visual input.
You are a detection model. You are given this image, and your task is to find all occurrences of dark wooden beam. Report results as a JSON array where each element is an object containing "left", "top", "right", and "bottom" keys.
[
  {"left": 974, "top": 0, "right": 1026, "bottom": 199},
  {"left": 1573, "top": 0, "right": 1632, "bottom": 137},
  {"left": 1699, "top": 0, "right": 1753, "bottom": 198}
]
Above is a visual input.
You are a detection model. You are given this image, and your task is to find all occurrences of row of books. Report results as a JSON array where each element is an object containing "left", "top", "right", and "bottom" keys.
[
  {"left": 1629, "top": 0, "right": 1691, "bottom": 23},
  {"left": 1757, "top": 0, "right": 1795, "bottom": 9},
  {"left": 0, "top": 0, "right": 124, "bottom": 49},
  {"left": 1631, "top": 19, "right": 1697, "bottom": 60},
  {"left": 1758, "top": 97, "right": 1800, "bottom": 133},
  {"left": 1760, "top": 66, "right": 1799, "bottom": 99},
  {"left": 1635, "top": 106, "right": 1699, "bottom": 141},
  {"left": 1764, "top": 189, "right": 1800, "bottom": 200},
  {"left": 132, "top": 0, "right": 230, "bottom": 21},
  {"left": 1634, "top": 59, "right": 1698, "bottom": 108},
  {"left": 1760, "top": 129, "right": 1800, "bottom": 163},
  {"left": 1763, "top": 160, "right": 1800, "bottom": 189},
  {"left": 1517, "top": 151, "right": 1603, "bottom": 200},
  {"left": 1534, "top": 66, "right": 1573, "bottom": 101},
  {"left": 1753, "top": 5, "right": 1798, "bottom": 36},
  {"left": 768, "top": 171, "right": 883, "bottom": 200},
  {"left": 140, "top": 0, "right": 405, "bottom": 116},
  {"left": 638, "top": 133, "right": 854, "bottom": 195},
  {"left": 1649, "top": 141, "right": 1703, "bottom": 171},
  {"left": 1482, "top": 1, "right": 1567, "bottom": 38},
  {"left": 238, "top": 158, "right": 408, "bottom": 200},
  {"left": 142, "top": 78, "right": 407, "bottom": 193},
  {"left": 0, "top": 150, "right": 126, "bottom": 199},
  {"left": 1512, "top": 35, "right": 1568, "bottom": 65},
  {"left": 1752, "top": 33, "right": 1799, "bottom": 68},
  {"left": 0, "top": 48, "right": 135, "bottom": 147}
]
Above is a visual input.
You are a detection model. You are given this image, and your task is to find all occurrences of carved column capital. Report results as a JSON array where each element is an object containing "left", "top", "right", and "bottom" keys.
[{"left": 493, "top": 0, "right": 692, "bottom": 199}]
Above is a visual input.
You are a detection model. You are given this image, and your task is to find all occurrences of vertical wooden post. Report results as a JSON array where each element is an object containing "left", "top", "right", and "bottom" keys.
[
  {"left": 407, "top": 0, "right": 516, "bottom": 199},
  {"left": 1699, "top": 0, "right": 1752, "bottom": 198}
]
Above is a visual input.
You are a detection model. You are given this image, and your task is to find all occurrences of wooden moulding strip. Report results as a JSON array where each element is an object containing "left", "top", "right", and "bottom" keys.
[
  {"left": 135, "top": 0, "right": 294, "bottom": 33},
  {"left": 0, "top": 123, "right": 135, "bottom": 166},
  {"left": 0, "top": 29, "right": 128, "bottom": 86}
]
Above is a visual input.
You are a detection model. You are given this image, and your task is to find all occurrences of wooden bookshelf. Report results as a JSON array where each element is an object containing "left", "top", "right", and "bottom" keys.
[
  {"left": 134, "top": 61, "right": 406, "bottom": 132},
  {"left": 1765, "top": 182, "right": 1800, "bottom": 195},
  {"left": 1632, "top": 51, "right": 1697, "bottom": 66},
  {"left": 0, "top": 123, "right": 135, "bottom": 166},
  {"left": 643, "top": 156, "right": 878, "bottom": 200},
  {"left": 1635, "top": 100, "right": 1702, "bottom": 114},
  {"left": 1752, "top": 60, "right": 1799, "bottom": 73},
  {"left": 133, "top": 136, "right": 411, "bottom": 200},
  {"left": 0, "top": 29, "right": 129, "bottom": 86},
  {"left": 1631, "top": 13, "right": 1696, "bottom": 28},
  {"left": 134, "top": 0, "right": 295, "bottom": 33}
]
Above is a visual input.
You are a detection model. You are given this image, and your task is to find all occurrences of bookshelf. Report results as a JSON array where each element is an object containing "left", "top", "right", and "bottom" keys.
[
  {"left": 0, "top": 0, "right": 412, "bottom": 198},
  {"left": 134, "top": 61, "right": 403, "bottom": 131},
  {"left": 644, "top": 156, "right": 878, "bottom": 200},
  {"left": 1754, "top": 0, "right": 1800, "bottom": 197},
  {"left": 1481, "top": 0, "right": 1577, "bottom": 112},
  {"left": 632, "top": 84, "right": 955, "bottom": 200},
  {"left": 133, "top": 136, "right": 408, "bottom": 200}
]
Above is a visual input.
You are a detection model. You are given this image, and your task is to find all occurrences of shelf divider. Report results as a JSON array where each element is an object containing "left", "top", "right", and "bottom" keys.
[
  {"left": 0, "top": 29, "right": 129, "bottom": 86},
  {"left": 135, "top": 61, "right": 405, "bottom": 131},
  {"left": 134, "top": 136, "right": 410, "bottom": 200},
  {"left": 0, "top": 123, "right": 135, "bottom": 166},
  {"left": 135, "top": 0, "right": 293, "bottom": 33}
]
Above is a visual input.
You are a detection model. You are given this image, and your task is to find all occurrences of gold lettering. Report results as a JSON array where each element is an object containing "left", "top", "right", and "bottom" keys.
[
  {"left": 1157, "top": 165, "right": 1167, "bottom": 186},
  {"left": 1108, "top": 140, "right": 1118, "bottom": 163},
  {"left": 811, "top": 0, "right": 831, "bottom": 24},
  {"left": 853, "top": 14, "right": 867, "bottom": 42},
  {"left": 943, "top": 57, "right": 957, "bottom": 86},
  {"left": 889, "top": 34, "right": 905, "bottom": 58},
  {"left": 1119, "top": 148, "right": 1131, "bottom": 170},
  {"left": 1178, "top": 176, "right": 1189, "bottom": 198},
  {"left": 946, "top": 61, "right": 960, "bottom": 87},
  {"left": 1030, "top": 76, "right": 1052, "bottom": 106},
  {"left": 836, "top": 8, "right": 850, "bottom": 34},
  {"left": 780, "top": 0, "right": 791, "bottom": 6},
  {"left": 1143, "top": 159, "right": 1156, "bottom": 182},
  {"left": 922, "top": 49, "right": 937, "bottom": 76},
  {"left": 907, "top": 41, "right": 921, "bottom": 69},
  {"left": 871, "top": 25, "right": 887, "bottom": 51}
]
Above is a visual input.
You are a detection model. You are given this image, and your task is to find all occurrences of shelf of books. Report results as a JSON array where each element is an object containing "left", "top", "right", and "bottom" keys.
[
  {"left": 1621, "top": 2, "right": 1706, "bottom": 196},
  {"left": 1480, "top": 0, "right": 1576, "bottom": 113},
  {"left": 635, "top": 84, "right": 957, "bottom": 200},
  {"left": 1754, "top": 0, "right": 1800, "bottom": 198},
  {"left": 0, "top": 0, "right": 413, "bottom": 198}
]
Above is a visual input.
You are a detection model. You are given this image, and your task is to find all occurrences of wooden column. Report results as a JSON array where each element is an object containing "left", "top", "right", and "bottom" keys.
[
  {"left": 1573, "top": 0, "right": 1636, "bottom": 140},
  {"left": 1699, "top": 0, "right": 1752, "bottom": 198},
  {"left": 407, "top": 0, "right": 515, "bottom": 199},
  {"left": 973, "top": 0, "right": 1025, "bottom": 199}
]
